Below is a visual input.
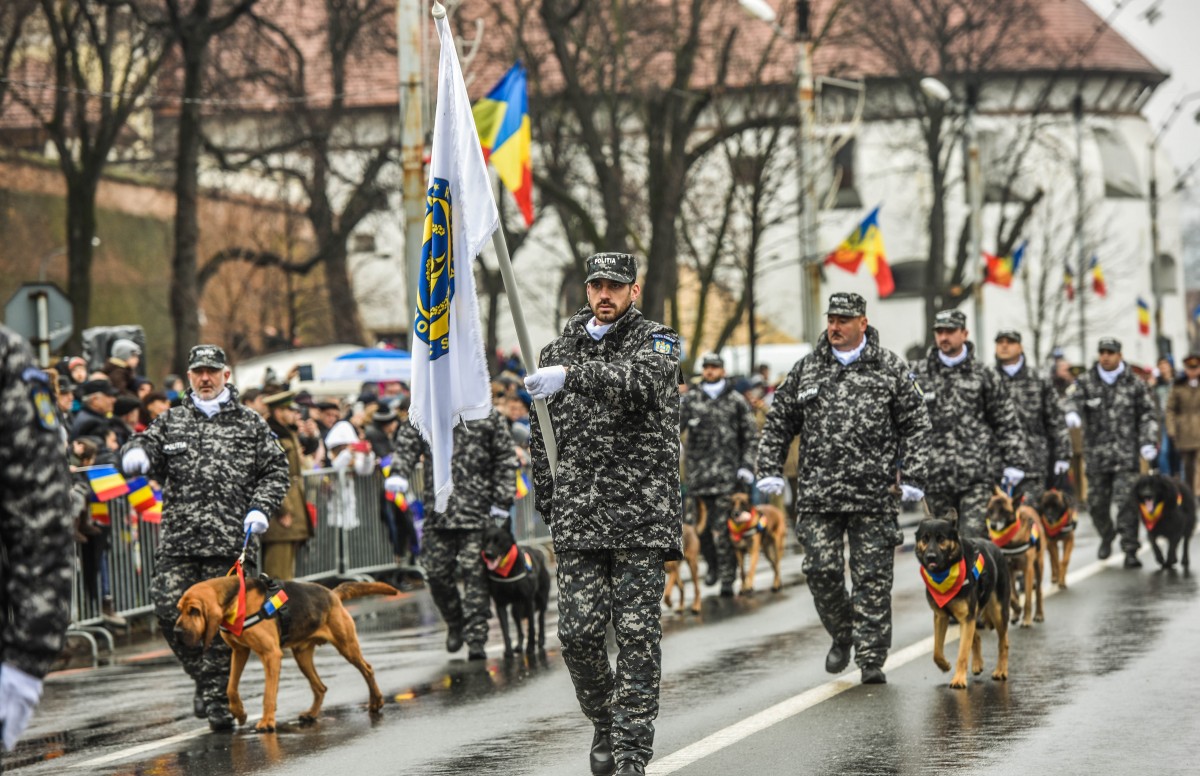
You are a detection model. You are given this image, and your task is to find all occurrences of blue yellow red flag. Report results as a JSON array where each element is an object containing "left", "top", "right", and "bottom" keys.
[
  {"left": 824, "top": 206, "right": 894, "bottom": 297},
  {"left": 515, "top": 470, "right": 530, "bottom": 499},
  {"left": 473, "top": 62, "right": 534, "bottom": 227},
  {"left": 1064, "top": 264, "right": 1076, "bottom": 301},
  {"left": 1089, "top": 255, "right": 1107, "bottom": 297},
  {"left": 983, "top": 241, "right": 1025, "bottom": 288},
  {"left": 87, "top": 465, "right": 129, "bottom": 502},
  {"left": 126, "top": 476, "right": 158, "bottom": 514},
  {"left": 1137, "top": 297, "right": 1151, "bottom": 336}
]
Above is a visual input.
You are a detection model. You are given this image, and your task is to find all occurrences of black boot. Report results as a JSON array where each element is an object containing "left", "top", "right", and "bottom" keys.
[
  {"left": 719, "top": 582, "right": 734, "bottom": 598},
  {"left": 1098, "top": 534, "right": 1114, "bottom": 560},
  {"left": 590, "top": 726, "right": 615, "bottom": 775},
  {"left": 446, "top": 628, "right": 463, "bottom": 653},
  {"left": 861, "top": 664, "right": 887, "bottom": 684},
  {"left": 1123, "top": 552, "right": 1143, "bottom": 569},
  {"left": 205, "top": 701, "right": 234, "bottom": 732},
  {"left": 825, "top": 641, "right": 852, "bottom": 674},
  {"left": 467, "top": 644, "right": 487, "bottom": 660},
  {"left": 614, "top": 761, "right": 646, "bottom": 775},
  {"left": 193, "top": 688, "right": 206, "bottom": 719}
]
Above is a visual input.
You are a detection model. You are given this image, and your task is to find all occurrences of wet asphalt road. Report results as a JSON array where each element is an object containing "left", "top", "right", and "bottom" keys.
[{"left": 8, "top": 520, "right": 1200, "bottom": 776}]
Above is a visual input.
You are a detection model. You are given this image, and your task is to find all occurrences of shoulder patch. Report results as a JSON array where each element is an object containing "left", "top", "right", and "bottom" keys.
[
  {"left": 908, "top": 371, "right": 924, "bottom": 398},
  {"left": 650, "top": 333, "right": 678, "bottom": 356},
  {"left": 31, "top": 382, "right": 59, "bottom": 431}
]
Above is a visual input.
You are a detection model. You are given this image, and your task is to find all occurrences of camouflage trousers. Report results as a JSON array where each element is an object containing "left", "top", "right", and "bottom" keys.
[
  {"left": 152, "top": 556, "right": 254, "bottom": 707},
  {"left": 926, "top": 483, "right": 994, "bottom": 538},
  {"left": 1085, "top": 469, "right": 1140, "bottom": 553},
  {"left": 797, "top": 513, "right": 902, "bottom": 669},
  {"left": 557, "top": 549, "right": 665, "bottom": 768},
  {"left": 422, "top": 528, "right": 490, "bottom": 648},
  {"left": 695, "top": 494, "right": 737, "bottom": 585}
]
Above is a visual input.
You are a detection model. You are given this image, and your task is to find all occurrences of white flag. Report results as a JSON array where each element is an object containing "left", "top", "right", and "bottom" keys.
[{"left": 409, "top": 13, "right": 497, "bottom": 513}]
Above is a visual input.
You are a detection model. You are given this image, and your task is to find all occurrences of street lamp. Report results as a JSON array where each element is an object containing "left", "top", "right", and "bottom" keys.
[
  {"left": 739, "top": 0, "right": 822, "bottom": 346},
  {"left": 1148, "top": 91, "right": 1200, "bottom": 353},
  {"left": 920, "top": 76, "right": 985, "bottom": 347}
]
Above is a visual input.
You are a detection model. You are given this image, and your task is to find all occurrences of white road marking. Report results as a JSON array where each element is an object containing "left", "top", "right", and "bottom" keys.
[
  {"left": 648, "top": 553, "right": 1115, "bottom": 775},
  {"left": 73, "top": 727, "right": 210, "bottom": 768}
]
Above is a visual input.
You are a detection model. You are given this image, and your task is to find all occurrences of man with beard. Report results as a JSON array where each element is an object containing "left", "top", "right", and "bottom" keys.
[{"left": 525, "top": 252, "right": 680, "bottom": 776}]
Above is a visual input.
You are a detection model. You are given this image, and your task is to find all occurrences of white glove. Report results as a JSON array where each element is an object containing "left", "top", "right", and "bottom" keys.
[
  {"left": 121, "top": 447, "right": 150, "bottom": 475},
  {"left": 385, "top": 475, "right": 408, "bottom": 493},
  {"left": 331, "top": 448, "right": 352, "bottom": 472},
  {"left": 737, "top": 468, "right": 755, "bottom": 484},
  {"left": 244, "top": 509, "right": 269, "bottom": 535},
  {"left": 524, "top": 366, "right": 567, "bottom": 399},
  {"left": 900, "top": 484, "right": 925, "bottom": 502},
  {"left": 0, "top": 662, "right": 43, "bottom": 752},
  {"left": 756, "top": 476, "right": 786, "bottom": 495},
  {"left": 490, "top": 506, "right": 510, "bottom": 519},
  {"left": 1054, "top": 460, "right": 1070, "bottom": 475},
  {"left": 1140, "top": 445, "right": 1157, "bottom": 462},
  {"left": 1064, "top": 411, "right": 1082, "bottom": 429},
  {"left": 1002, "top": 467, "right": 1025, "bottom": 486}
]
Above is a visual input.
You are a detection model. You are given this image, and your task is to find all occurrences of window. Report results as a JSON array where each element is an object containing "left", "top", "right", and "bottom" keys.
[
  {"left": 1155, "top": 253, "right": 1178, "bottom": 294},
  {"left": 818, "top": 137, "right": 862, "bottom": 209},
  {"left": 886, "top": 260, "right": 926, "bottom": 299},
  {"left": 1093, "top": 127, "right": 1142, "bottom": 199}
]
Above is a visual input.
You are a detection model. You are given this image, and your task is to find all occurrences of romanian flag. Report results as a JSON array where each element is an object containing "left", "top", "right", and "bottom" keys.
[
  {"left": 141, "top": 491, "right": 162, "bottom": 524},
  {"left": 1089, "top": 255, "right": 1107, "bottom": 297},
  {"left": 473, "top": 62, "right": 534, "bottom": 226},
  {"left": 824, "top": 206, "right": 893, "bottom": 297},
  {"left": 126, "top": 476, "right": 158, "bottom": 514},
  {"left": 87, "top": 465, "right": 129, "bottom": 502},
  {"left": 982, "top": 241, "right": 1025, "bottom": 288},
  {"left": 89, "top": 500, "right": 111, "bottom": 527},
  {"left": 1138, "top": 297, "right": 1151, "bottom": 335},
  {"left": 515, "top": 470, "right": 530, "bottom": 499},
  {"left": 1064, "top": 265, "right": 1076, "bottom": 301}
]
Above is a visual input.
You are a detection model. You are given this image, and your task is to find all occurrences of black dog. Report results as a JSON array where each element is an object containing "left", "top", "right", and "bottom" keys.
[
  {"left": 481, "top": 518, "right": 550, "bottom": 657},
  {"left": 915, "top": 512, "right": 1011, "bottom": 688},
  {"left": 1131, "top": 474, "right": 1196, "bottom": 571}
]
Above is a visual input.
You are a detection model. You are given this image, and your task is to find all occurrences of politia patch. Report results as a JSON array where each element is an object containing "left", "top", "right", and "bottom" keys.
[{"left": 651, "top": 334, "right": 677, "bottom": 355}]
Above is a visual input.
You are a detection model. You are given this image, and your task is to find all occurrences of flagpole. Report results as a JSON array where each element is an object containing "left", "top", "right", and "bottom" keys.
[{"left": 490, "top": 228, "right": 558, "bottom": 476}]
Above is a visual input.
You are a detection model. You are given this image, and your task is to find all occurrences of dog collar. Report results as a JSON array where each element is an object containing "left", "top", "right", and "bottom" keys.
[
  {"left": 727, "top": 510, "right": 764, "bottom": 543},
  {"left": 1139, "top": 501, "right": 1165, "bottom": 531},
  {"left": 1043, "top": 508, "right": 1075, "bottom": 537},
  {"left": 921, "top": 553, "right": 984, "bottom": 608},
  {"left": 220, "top": 575, "right": 289, "bottom": 636},
  {"left": 484, "top": 544, "right": 520, "bottom": 577},
  {"left": 987, "top": 519, "right": 1022, "bottom": 548}
]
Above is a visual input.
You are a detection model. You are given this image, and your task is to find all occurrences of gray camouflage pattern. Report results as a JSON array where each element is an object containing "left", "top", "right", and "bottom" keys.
[
  {"left": 1065, "top": 363, "right": 1158, "bottom": 474},
  {"left": 557, "top": 548, "right": 665, "bottom": 768},
  {"left": 924, "top": 485, "right": 994, "bottom": 538},
  {"left": 122, "top": 385, "right": 289, "bottom": 559},
  {"left": 996, "top": 358, "right": 1070, "bottom": 486},
  {"left": 757, "top": 327, "right": 931, "bottom": 514},
  {"left": 0, "top": 326, "right": 74, "bottom": 678},
  {"left": 1086, "top": 470, "right": 1140, "bottom": 552},
  {"left": 695, "top": 494, "right": 737, "bottom": 585},
  {"left": 680, "top": 382, "right": 756, "bottom": 496},
  {"left": 392, "top": 409, "right": 517, "bottom": 531},
  {"left": 798, "top": 511, "right": 902, "bottom": 668},
  {"left": 422, "top": 528, "right": 490, "bottom": 647},
  {"left": 529, "top": 306, "right": 682, "bottom": 555}
]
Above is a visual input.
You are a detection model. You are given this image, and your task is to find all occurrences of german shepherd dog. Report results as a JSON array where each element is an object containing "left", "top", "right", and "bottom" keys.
[
  {"left": 664, "top": 498, "right": 702, "bottom": 614},
  {"left": 1132, "top": 474, "right": 1196, "bottom": 571},
  {"left": 1038, "top": 486, "right": 1078, "bottom": 589},
  {"left": 726, "top": 492, "right": 788, "bottom": 595},
  {"left": 481, "top": 518, "right": 550, "bottom": 657},
  {"left": 916, "top": 513, "right": 1011, "bottom": 689},
  {"left": 984, "top": 488, "right": 1045, "bottom": 627}
]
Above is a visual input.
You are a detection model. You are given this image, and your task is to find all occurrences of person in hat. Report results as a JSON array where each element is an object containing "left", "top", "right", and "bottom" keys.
[
  {"left": 110, "top": 395, "right": 142, "bottom": 447},
  {"left": 909, "top": 309, "right": 1027, "bottom": 538},
  {"left": 102, "top": 338, "right": 141, "bottom": 396},
  {"left": 364, "top": 406, "right": 416, "bottom": 564},
  {"left": 1167, "top": 352, "right": 1200, "bottom": 493},
  {"left": 119, "top": 344, "right": 289, "bottom": 730},
  {"left": 679, "top": 351, "right": 757, "bottom": 594},
  {"left": 993, "top": 330, "right": 1070, "bottom": 506},
  {"left": 757, "top": 292, "right": 931, "bottom": 685},
  {"left": 69, "top": 379, "right": 118, "bottom": 442},
  {"left": 1064, "top": 338, "right": 1159, "bottom": 566},
  {"left": 524, "top": 251, "right": 680, "bottom": 775},
  {"left": 261, "top": 391, "right": 312, "bottom": 580}
]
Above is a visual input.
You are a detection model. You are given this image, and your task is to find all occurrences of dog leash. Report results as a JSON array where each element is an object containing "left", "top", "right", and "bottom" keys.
[{"left": 222, "top": 528, "right": 253, "bottom": 636}]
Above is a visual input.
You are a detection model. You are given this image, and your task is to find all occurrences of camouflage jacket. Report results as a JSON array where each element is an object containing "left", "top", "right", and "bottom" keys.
[
  {"left": 680, "top": 381, "right": 757, "bottom": 496},
  {"left": 756, "top": 328, "right": 931, "bottom": 515},
  {"left": 0, "top": 326, "right": 75, "bottom": 677},
  {"left": 392, "top": 409, "right": 517, "bottom": 531},
  {"left": 995, "top": 358, "right": 1071, "bottom": 480},
  {"left": 529, "top": 306, "right": 682, "bottom": 554},
  {"left": 1065, "top": 363, "right": 1158, "bottom": 473},
  {"left": 123, "top": 385, "right": 289, "bottom": 559},
  {"left": 910, "top": 343, "right": 1028, "bottom": 491}
]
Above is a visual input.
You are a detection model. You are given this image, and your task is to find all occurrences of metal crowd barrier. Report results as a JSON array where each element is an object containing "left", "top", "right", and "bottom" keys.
[{"left": 67, "top": 465, "right": 549, "bottom": 663}]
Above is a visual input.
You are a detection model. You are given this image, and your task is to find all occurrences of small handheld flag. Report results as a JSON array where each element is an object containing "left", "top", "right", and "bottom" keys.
[
  {"left": 126, "top": 476, "right": 159, "bottom": 514},
  {"left": 824, "top": 206, "right": 893, "bottom": 297},
  {"left": 515, "top": 470, "right": 530, "bottom": 499},
  {"left": 1137, "top": 297, "right": 1151, "bottom": 336},
  {"left": 87, "top": 465, "right": 130, "bottom": 502}
]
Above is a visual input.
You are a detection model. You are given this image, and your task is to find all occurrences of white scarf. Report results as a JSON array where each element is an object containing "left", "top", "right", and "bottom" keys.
[
  {"left": 831, "top": 336, "right": 867, "bottom": 366},
  {"left": 1001, "top": 355, "right": 1024, "bottom": 377},
  {"left": 938, "top": 347, "right": 970, "bottom": 368},
  {"left": 193, "top": 387, "right": 230, "bottom": 418},
  {"left": 585, "top": 318, "right": 614, "bottom": 340},
  {"left": 701, "top": 379, "right": 726, "bottom": 400},
  {"left": 1098, "top": 362, "right": 1125, "bottom": 385}
]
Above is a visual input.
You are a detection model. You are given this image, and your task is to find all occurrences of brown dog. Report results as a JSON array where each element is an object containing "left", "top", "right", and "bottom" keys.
[
  {"left": 984, "top": 488, "right": 1045, "bottom": 628},
  {"left": 664, "top": 500, "right": 703, "bottom": 614},
  {"left": 1038, "top": 488, "right": 1077, "bottom": 589},
  {"left": 175, "top": 575, "right": 398, "bottom": 732},
  {"left": 727, "top": 492, "right": 787, "bottom": 595}
]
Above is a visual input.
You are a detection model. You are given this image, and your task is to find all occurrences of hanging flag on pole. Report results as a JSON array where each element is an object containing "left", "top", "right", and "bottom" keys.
[
  {"left": 823, "top": 205, "right": 894, "bottom": 297},
  {"left": 1089, "top": 255, "right": 1107, "bottom": 297},
  {"left": 410, "top": 5, "right": 501, "bottom": 513},
  {"left": 1137, "top": 297, "right": 1151, "bottom": 336},
  {"left": 473, "top": 62, "right": 534, "bottom": 227},
  {"left": 1063, "top": 264, "right": 1076, "bottom": 301},
  {"left": 982, "top": 241, "right": 1026, "bottom": 288}
]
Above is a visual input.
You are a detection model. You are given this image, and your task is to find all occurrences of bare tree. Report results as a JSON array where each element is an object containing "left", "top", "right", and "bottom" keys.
[{"left": 0, "top": 0, "right": 37, "bottom": 112}]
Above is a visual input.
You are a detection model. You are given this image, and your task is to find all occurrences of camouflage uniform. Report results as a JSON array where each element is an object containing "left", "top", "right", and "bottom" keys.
[
  {"left": 911, "top": 343, "right": 1027, "bottom": 537},
  {"left": 995, "top": 356, "right": 1070, "bottom": 504},
  {"left": 123, "top": 383, "right": 288, "bottom": 711},
  {"left": 757, "top": 325, "right": 930, "bottom": 669},
  {"left": 0, "top": 326, "right": 75, "bottom": 681},
  {"left": 393, "top": 410, "right": 517, "bottom": 649},
  {"left": 529, "top": 294, "right": 681, "bottom": 770},
  {"left": 1065, "top": 362, "right": 1158, "bottom": 553},
  {"left": 680, "top": 380, "right": 757, "bottom": 586}
]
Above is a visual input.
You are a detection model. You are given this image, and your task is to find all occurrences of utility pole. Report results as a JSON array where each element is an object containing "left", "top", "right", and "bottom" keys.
[
  {"left": 794, "top": 3, "right": 821, "bottom": 345},
  {"left": 1073, "top": 94, "right": 1087, "bottom": 362},
  {"left": 398, "top": 0, "right": 426, "bottom": 333},
  {"left": 964, "top": 84, "right": 984, "bottom": 348}
]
